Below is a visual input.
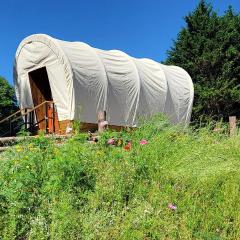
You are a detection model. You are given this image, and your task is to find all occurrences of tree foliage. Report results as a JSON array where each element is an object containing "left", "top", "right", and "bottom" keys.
[
  {"left": 165, "top": 0, "right": 240, "bottom": 122},
  {"left": 0, "top": 76, "right": 18, "bottom": 135}
]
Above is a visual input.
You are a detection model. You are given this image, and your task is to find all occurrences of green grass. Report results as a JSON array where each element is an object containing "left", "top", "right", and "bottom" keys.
[{"left": 0, "top": 115, "right": 240, "bottom": 239}]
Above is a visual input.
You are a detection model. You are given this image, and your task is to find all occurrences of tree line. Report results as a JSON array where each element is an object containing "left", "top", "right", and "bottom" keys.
[
  {"left": 165, "top": 0, "right": 240, "bottom": 123},
  {"left": 0, "top": 76, "right": 18, "bottom": 135}
]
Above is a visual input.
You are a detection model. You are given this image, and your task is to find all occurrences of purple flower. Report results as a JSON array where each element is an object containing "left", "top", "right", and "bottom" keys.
[
  {"left": 168, "top": 203, "right": 177, "bottom": 210},
  {"left": 140, "top": 139, "right": 148, "bottom": 145}
]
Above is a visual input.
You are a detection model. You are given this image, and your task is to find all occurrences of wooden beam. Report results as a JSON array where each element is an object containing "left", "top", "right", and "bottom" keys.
[
  {"left": 229, "top": 116, "right": 237, "bottom": 136},
  {"left": 0, "top": 134, "right": 70, "bottom": 147}
]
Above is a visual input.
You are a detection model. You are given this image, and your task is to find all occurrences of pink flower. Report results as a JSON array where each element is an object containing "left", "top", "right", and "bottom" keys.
[
  {"left": 140, "top": 139, "right": 148, "bottom": 145},
  {"left": 107, "top": 138, "right": 115, "bottom": 145},
  {"left": 168, "top": 203, "right": 177, "bottom": 210}
]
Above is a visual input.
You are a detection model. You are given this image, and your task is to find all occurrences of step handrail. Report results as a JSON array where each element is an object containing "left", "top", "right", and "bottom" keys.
[
  {"left": 0, "top": 100, "right": 53, "bottom": 124},
  {"left": 0, "top": 108, "right": 25, "bottom": 124},
  {"left": 21, "top": 100, "right": 53, "bottom": 117}
]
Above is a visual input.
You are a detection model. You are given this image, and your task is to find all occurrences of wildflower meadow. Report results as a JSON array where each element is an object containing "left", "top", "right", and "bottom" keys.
[{"left": 0, "top": 116, "right": 240, "bottom": 239}]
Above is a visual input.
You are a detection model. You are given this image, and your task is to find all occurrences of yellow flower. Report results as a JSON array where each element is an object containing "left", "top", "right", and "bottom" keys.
[
  {"left": 53, "top": 148, "right": 59, "bottom": 154},
  {"left": 16, "top": 146, "right": 22, "bottom": 152},
  {"left": 28, "top": 143, "right": 34, "bottom": 150},
  {"left": 96, "top": 150, "right": 103, "bottom": 157},
  {"left": 16, "top": 145, "right": 22, "bottom": 151}
]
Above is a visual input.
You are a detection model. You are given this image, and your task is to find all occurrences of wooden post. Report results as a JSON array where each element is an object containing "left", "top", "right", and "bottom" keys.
[
  {"left": 30, "top": 111, "right": 34, "bottom": 133},
  {"left": 229, "top": 116, "right": 237, "bottom": 136},
  {"left": 98, "top": 111, "right": 107, "bottom": 133},
  {"left": 24, "top": 109, "right": 28, "bottom": 131},
  {"left": 52, "top": 103, "right": 55, "bottom": 133},
  {"left": 9, "top": 118, "right": 12, "bottom": 136},
  {"left": 45, "top": 102, "right": 49, "bottom": 134}
]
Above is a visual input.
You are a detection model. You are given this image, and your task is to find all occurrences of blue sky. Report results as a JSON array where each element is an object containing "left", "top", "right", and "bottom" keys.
[{"left": 1, "top": 0, "right": 240, "bottom": 85}]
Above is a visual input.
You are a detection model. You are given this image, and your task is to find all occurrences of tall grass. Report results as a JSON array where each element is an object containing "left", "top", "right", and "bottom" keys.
[{"left": 0, "top": 115, "right": 240, "bottom": 239}]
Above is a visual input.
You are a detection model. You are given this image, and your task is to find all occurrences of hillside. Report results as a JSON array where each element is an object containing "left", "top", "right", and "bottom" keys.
[{"left": 0, "top": 116, "right": 240, "bottom": 239}]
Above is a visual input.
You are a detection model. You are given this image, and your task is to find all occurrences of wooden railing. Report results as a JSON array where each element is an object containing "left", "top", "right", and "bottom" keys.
[{"left": 0, "top": 101, "right": 56, "bottom": 137}]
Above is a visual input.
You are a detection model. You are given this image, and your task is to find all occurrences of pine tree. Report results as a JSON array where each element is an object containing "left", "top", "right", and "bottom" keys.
[{"left": 166, "top": 0, "right": 240, "bottom": 123}]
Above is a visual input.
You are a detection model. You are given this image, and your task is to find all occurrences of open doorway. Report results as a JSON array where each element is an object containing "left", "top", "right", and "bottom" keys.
[
  {"left": 29, "top": 67, "right": 59, "bottom": 133},
  {"left": 29, "top": 67, "right": 52, "bottom": 103}
]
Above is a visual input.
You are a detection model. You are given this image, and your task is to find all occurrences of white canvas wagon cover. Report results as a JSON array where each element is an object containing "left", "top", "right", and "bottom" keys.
[{"left": 14, "top": 34, "right": 194, "bottom": 126}]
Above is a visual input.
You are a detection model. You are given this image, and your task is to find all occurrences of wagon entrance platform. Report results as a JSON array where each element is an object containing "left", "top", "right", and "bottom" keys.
[{"left": 0, "top": 101, "right": 60, "bottom": 137}]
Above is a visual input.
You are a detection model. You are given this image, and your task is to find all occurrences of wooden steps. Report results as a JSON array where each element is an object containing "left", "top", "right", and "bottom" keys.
[{"left": 0, "top": 134, "right": 71, "bottom": 153}]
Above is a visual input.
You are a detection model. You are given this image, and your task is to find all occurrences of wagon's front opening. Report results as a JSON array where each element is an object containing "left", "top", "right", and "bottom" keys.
[{"left": 28, "top": 67, "right": 58, "bottom": 133}]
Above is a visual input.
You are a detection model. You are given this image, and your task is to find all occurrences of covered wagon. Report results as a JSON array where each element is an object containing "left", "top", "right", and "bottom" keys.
[{"left": 14, "top": 34, "right": 194, "bottom": 133}]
